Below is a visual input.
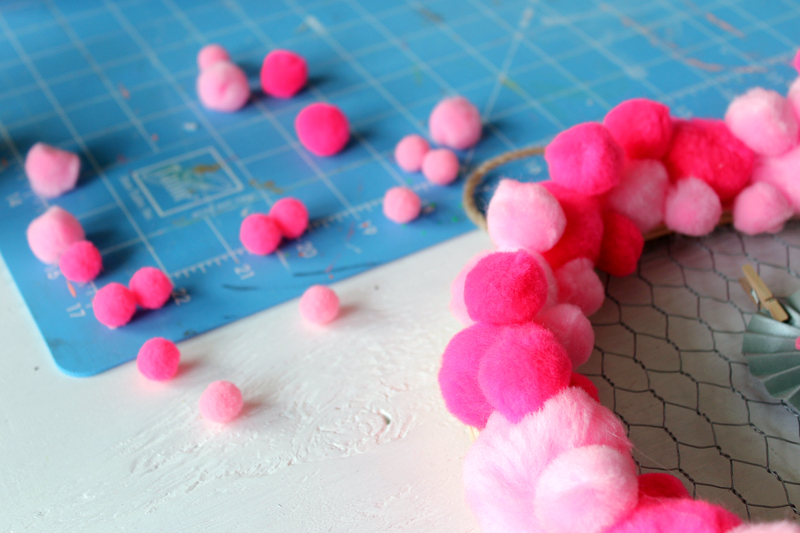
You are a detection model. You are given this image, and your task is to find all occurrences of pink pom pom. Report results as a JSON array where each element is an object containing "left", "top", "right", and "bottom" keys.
[
  {"left": 555, "top": 258, "right": 605, "bottom": 316},
  {"left": 24, "top": 143, "right": 80, "bottom": 198},
  {"left": 137, "top": 337, "right": 180, "bottom": 381},
  {"left": 93, "top": 282, "right": 137, "bottom": 328},
  {"left": 606, "top": 498, "right": 741, "bottom": 533},
  {"left": 597, "top": 209, "right": 644, "bottom": 277},
  {"left": 260, "top": 49, "right": 307, "bottom": 98},
  {"left": 240, "top": 213, "right": 282, "bottom": 255},
  {"left": 752, "top": 144, "right": 800, "bottom": 211},
  {"left": 733, "top": 182, "right": 793, "bottom": 235},
  {"left": 295, "top": 103, "right": 350, "bottom": 156},
  {"left": 605, "top": 159, "right": 669, "bottom": 234},
  {"left": 421, "top": 148, "right": 459, "bottom": 185},
  {"left": 537, "top": 303, "right": 594, "bottom": 368},
  {"left": 383, "top": 187, "right": 421, "bottom": 223},
  {"left": 395, "top": 134, "right": 430, "bottom": 172},
  {"left": 664, "top": 177, "right": 722, "bottom": 236},
  {"left": 637, "top": 472, "right": 690, "bottom": 505},
  {"left": 197, "top": 44, "right": 230, "bottom": 70},
  {"left": 449, "top": 250, "right": 493, "bottom": 326},
  {"left": 725, "top": 88, "right": 798, "bottom": 157},
  {"left": 464, "top": 251, "right": 549, "bottom": 325},
  {"left": 796, "top": 336, "right": 800, "bottom": 351},
  {"left": 541, "top": 182, "right": 604, "bottom": 269},
  {"left": 268, "top": 197, "right": 308, "bottom": 239},
  {"left": 129, "top": 267, "right": 173, "bottom": 309},
  {"left": 58, "top": 240, "right": 102, "bottom": 283},
  {"left": 603, "top": 98, "right": 673, "bottom": 160},
  {"left": 199, "top": 381, "right": 243, "bottom": 423},
  {"left": 428, "top": 96, "right": 482, "bottom": 150},
  {"left": 299, "top": 285, "right": 340, "bottom": 324},
  {"left": 196, "top": 61, "right": 250, "bottom": 112},
  {"left": 664, "top": 119, "right": 755, "bottom": 204},
  {"left": 487, "top": 179, "right": 566, "bottom": 253},
  {"left": 26, "top": 206, "right": 85, "bottom": 264},
  {"left": 731, "top": 523, "right": 800, "bottom": 533},
  {"left": 570, "top": 373, "right": 600, "bottom": 402},
  {"left": 545, "top": 122, "right": 624, "bottom": 196}
]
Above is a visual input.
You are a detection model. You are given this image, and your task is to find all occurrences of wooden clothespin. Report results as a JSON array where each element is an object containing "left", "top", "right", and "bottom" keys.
[{"left": 740, "top": 264, "right": 789, "bottom": 322}]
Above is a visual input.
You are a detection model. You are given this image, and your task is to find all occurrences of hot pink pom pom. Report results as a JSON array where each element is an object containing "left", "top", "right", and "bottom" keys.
[
  {"left": 395, "top": 134, "right": 430, "bottom": 172},
  {"left": 26, "top": 206, "right": 85, "bottom": 264},
  {"left": 725, "top": 88, "right": 798, "bottom": 157},
  {"left": 606, "top": 498, "right": 741, "bottom": 533},
  {"left": 240, "top": 213, "right": 282, "bottom": 255},
  {"left": 129, "top": 266, "right": 173, "bottom": 309},
  {"left": 752, "top": 144, "right": 800, "bottom": 211},
  {"left": 731, "top": 523, "right": 800, "bottom": 533},
  {"left": 664, "top": 177, "right": 722, "bottom": 236},
  {"left": 59, "top": 240, "right": 102, "bottom": 283},
  {"left": 570, "top": 373, "right": 599, "bottom": 402},
  {"left": 268, "top": 197, "right": 308, "bottom": 239},
  {"left": 299, "top": 285, "right": 340, "bottom": 324},
  {"left": 295, "top": 103, "right": 350, "bottom": 156},
  {"left": 428, "top": 96, "right": 482, "bottom": 150},
  {"left": 733, "top": 182, "right": 793, "bottom": 235},
  {"left": 545, "top": 122, "right": 624, "bottom": 196},
  {"left": 383, "top": 187, "right": 421, "bottom": 223},
  {"left": 24, "top": 143, "right": 80, "bottom": 198},
  {"left": 93, "top": 282, "right": 137, "bottom": 328},
  {"left": 421, "top": 148, "right": 459, "bottom": 185},
  {"left": 487, "top": 179, "right": 566, "bottom": 253},
  {"left": 537, "top": 303, "right": 594, "bottom": 368},
  {"left": 197, "top": 61, "right": 250, "bottom": 112},
  {"left": 199, "top": 381, "right": 243, "bottom": 423},
  {"left": 555, "top": 258, "right": 605, "bottom": 317},
  {"left": 605, "top": 159, "right": 669, "bottom": 234},
  {"left": 541, "top": 182, "right": 604, "bottom": 269},
  {"left": 637, "top": 472, "right": 690, "bottom": 505},
  {"left": 449, "top": 250, "right": 492, "bottom": 326},
  {"left": 664, "top": 119, "right": 755, "bottom": 204},
  {"left": 603, "top": 98, "right": 673, "bottom": 160},
  {"left": 197, "top": 44, "right": 230, "bottom": 70},
  {"left": 597, "top": 209, "right": 644, "bottom": 277},
  {"left": 137, "top": 337, "right": 180, "bottom": 381},
  {"left": 260, "top": 49, "right": 307, "bottom": 98}
]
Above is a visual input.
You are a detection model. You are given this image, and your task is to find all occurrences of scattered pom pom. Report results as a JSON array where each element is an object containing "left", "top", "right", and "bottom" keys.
[
  {"left": 487, "top": 179, "right": 566, "bottom": 253},
  {"left": 664, "top": 176, "right": 722, "bottom": 236},
  {"left": 605, "top": 498, "right": 741, "bottom": 533},
  {"left": 733, "top": 182, "right": 793, "bottom": 235},
  {"left": 569, "top": 373, "right": 600, "bottom": 402},
  {"left": 137, "top": 337, "right": 180, "bottom": 381},
  {"left": 752, "top": 144, "right": 800, "bottom": 211},
  {"left": 603, "top": 98, "right": 673, "bottom": 160},
  {"left": 199, "top": 380, "right": 243, "bottom": 423},
  {"left": 129, "top": 267, "right": 173, "bottom": 309},
  {"left": 260, "top": 49, "right": 308, "bottom": 98},
  {"left": 197, "top": 44, "right": 230, "bottom": 70},
  {"left": 731, "top": 523, "right": 800, "bottom": 533},
  {"left": 299, "top": 285, "right": 340, "bottom": 324},
  {"left": 537, "top": 303, "right": 595, "bottom": 368},
  {"left": 383, "top": 187, "right": 421, "bottom": 223},
  {"left": 541, "top": 182, "right": 604, "bottom": 269},
  {"left": 725, "top": 87, "right": 798, "bottom": 157},
  {"left": 196, "top": 61, "right": 250, "bottom": 112},
  {"left": 637, "top": 472, "right": 690, "bottom": 505},
  {"left": 421, "top": 148, "right": 459, "bottom": 185},
  {"left": 24, "top": 143, "right": 80, "bottom": 198},
  {"left": 449, "top": 250, "right": 493, "bottom": 326},
  {"left": 428, "top": 96, "right": 482, "bottom": 150},
  {"left": 605, "top": 159, "right": 669, "bottom": 234},
  {"left": 555, "top": 258, "right": 605, "bottom": 317},
  {"left": 93, "top": 282, "right": 137, "bottom": 328},
  {"left": 597, "top": 210, "right": 644, "bottom": 277},
  {"left": 395, "top": 134, "right": 430, "bottom": 172},
  {"left": 26, "top": 206, "right": 85, "bottom": 264},
  {"left": 268, "top": 197, "right": 308, "bottom": 239},
  {"left": 295, "top": 102, "right": 350, "bottom": 156},
  {"left": 58, "top": 240, "right": 102, "bottom": 283},
  {"left": 240, "top": 213, "right": 282, "bottom": 255}
]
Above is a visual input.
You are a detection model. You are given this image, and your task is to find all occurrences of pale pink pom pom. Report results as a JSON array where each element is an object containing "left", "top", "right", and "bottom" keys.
[
  {"left": 197, "top": 61, "right": 250, "bottom": 112},
  {"left": 487, "top": 179, "right": 566, "bottom": 253},
  {"left": 199, "top": 381, "right": 243, "bottom": 423},
  {"left": 421, "top": 148, "right": 459, "bottom": 185},
  {"left": 383, "top": 187, "right": 421, "bottom": 223},
  {"left": 752, "top": 144, "right": 800, "bottom": 212},
  {"left": 537, "top": 303, "right": 594, "bottom": 368},
  {"left": 428, "top": 96, "right": 482, "bottom": 150},
  {"left": 395, "top": 134, "right": 430, "bottom": 172},
  {"left": 197, "top": 44, "right": 230, "bottom": 70},
  {"left": 605, "top": 159, "right": 669, "bottom": 234},
  {"left": 555, "top": 258, "right": 605, "bottom": 317},
  {"left": 725, "top": 87, "right": 799, "bottom": 157},
  {"left": 733, "top": 182, "right": 793, "bottom": 235},
  {"left": 26, "top": 206, "right": 85, "bottom": 264},
  {"left": 24, "top": 142, "right": 80, "bottom": 198},
  {"left": 299, "top": 285, "right": 340, "bottom": 325},
  {"left": 664, "top": 177, "right": 722, "bottom": 236}
]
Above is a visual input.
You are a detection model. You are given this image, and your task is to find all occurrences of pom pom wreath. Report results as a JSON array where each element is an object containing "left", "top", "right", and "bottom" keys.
[
  {"left": 663, "top": 177, "right": 722, "bottom": 236},
  {"left": 605, "top": 498, "right": 741, "bottom": 533},
  {"left": 487, "top": 179, "right": 566, "bottom": 253},
  {"left": 597, "top": 210, "right": 644, "bottom": 277},
  {"left": 197, "top": 44, "right": 230, "bottom": 70},
  {"left": 731, "top": 523, "right": 800, "bottom": 533},
  {"left": 603, "top": 98, "right": 673, "bottom": 160},
  {"left": 605, "top": 159, "right": 670, "bottom": 234},
  {"left": 569, "top": 373, "right": 600, "bottom": 403},
  {"left": 752, "top": 144, "right": 800, "bottom": 211},
  {"left": 383, "top": 187, "right": 421, "bottom": 224},
  {"left": 733, "top": 182, "right": 793, "bottom": 235},
  {"left": 555, "top": 258, "right": 605, "bottom": 317},
  {"left": 129, "top": 267, "right": 173, "bottom": 310},
  {"left": 24, "top": 143, "right": 80, "bottom": 198},
  {"left": 260, "top": 49, "right": 308, "bottom": 98},
  {"left": 438, "top": 323, "right": 501, "bottom": 428},
  {"left": 136, "top": 337, "right": 180, "bottom": 381},
  {"left": 26, "top": 206, "right": 85, "bottom": 264},
  {"left": 478, "top": 323, "right": 572, "bottom": 423},
  {"left": 663, "top": 119, "right": 755, "bottom": 204},
  {"left": 240, "top": 213, "right": 282, "bottom": 255},
  {"left": 544, "top": 122, "right": 624, "bottom": 196},
  {"left": 299, "top": 285, "right": 340, "bottom": 324},
  {"left": 428, "top": 96, "right": 482, "bottom": 150},
  {"left": 268, "top": 197, "right": 308, "bottom": 239},
  {"left": 537, "top": 303, "right": 595, "bottom": 368},
  {"left": 394, "top": 134, "right": 430, "bottom": 172},
  {"left": 93, "top": 282, "right": 137, "bottom": 328},
  {"left": 58, "top": 240, "right": 102, "bottom": 283},
  {"left": 196, "top": 61, "right": 250, "bottom": 112},
  {"left": 464, "top": 251, "right": 549, "bottom": 325},
  {"left": 725, "top": 87, "right": 798, "bottom": 157},
  {"left": 295, "top": 103, "right": 350, "bottom": 156},
  {"left": 533, "top": 445, "right": 639, "bottom": 533},
  {"left": 199, "top": 381, "right": 243, "bottom": 423},
  {"left": 541, "top": 182, "right": 604, "bottom": 269},
  {"left": 449, "top": 250, "right": 492, "bottom": 326},
  {"left": 637, "top": 473, "right": 690, "bottom": 504},
  {"left": 421, "top": 148, "right": 459, "bottom": 185}
]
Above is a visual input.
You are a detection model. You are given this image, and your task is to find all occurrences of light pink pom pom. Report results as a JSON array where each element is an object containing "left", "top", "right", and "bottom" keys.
[
  {"left": 664, "top": 177, "right": 722, "bottom": 236},
  {"left": 395, "top": 134, "right": 430, "bottom": 172},
  {"left": 24, "top": 143, "right": 80, "bottom": 198},
  {"left": 428, "top": 96, "right": 482, "bottom": 150},
  {"left": 129, "top": 267, "right": 173, "bottom": 309},
  {"left": 269, "top": 197, "right": 308, "bottom": 239},
  {"left": 59, "top": 240, "right": 102, "bottom": 283},
  {"left": 421, "top": 148, "right": 459, "bottom": 185},
  {"left": 26, "top": 206, "right": 85, "bottom": 264},
  {"left": 733, "top": 182, "right": 793, "bottom": 235},
  {"left": 240, "top": 213, "right": 282, "bottom": 255},
  {"left": 299, "top": 285, "right": 340, "bottom": 324},
  {"left": 752, "top": 144, "right": 800, "bottom": 212},
  {"left": 199, "top": 381, "right": 243, "bottom": 423},
  {"left": 545, "top": 122, "right": 624, "bottom": 196},
  {"left": 93, "top": 282, "right": 137, "bottom": 329},
  {"left": 606, "top": 160, "right": 669, "bottom": 234},
  {"left": 197, "top": 61, "right": 250, "bottom": 112},
  {"left": 383, "top": 187, "right": 421, "bottom": 223},
  {"left": 260, "top": 49, "right": 308, "bottom": 98},
  {"left": 137, "top": 337, "right": 180, "bottom": 381},
  {"left": 725, "top": 87, "right": 799, "bottom": 157},
  {"left": 295, "top": 103, "right": 350, "bottom": 156},
  {"left": 555, "top": 258, "right": 605, "bottom": 317},
  {"left": 487, "top": 179, "right": 566, "bottom": 253},
  {"left": 731, "top": 522, "right": 800, "bottom": 533},
  {"left": 197, "top": 44, "right": 230, "bottom": 70},
  {"left": 537, "top": 303, "right": 594, "bottom": 368}
]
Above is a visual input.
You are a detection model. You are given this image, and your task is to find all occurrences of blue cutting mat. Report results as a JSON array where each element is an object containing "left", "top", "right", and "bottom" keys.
[{"left": 0, "top": 0, "right": 798, "bottom": 377}]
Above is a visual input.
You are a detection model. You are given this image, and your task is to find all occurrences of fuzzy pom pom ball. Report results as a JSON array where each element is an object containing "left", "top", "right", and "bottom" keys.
[
  {"left": 137, "top": 337, "right": 180, "bottom": 381},
  {"left": 129, "top": 267, "right": 173, "bottom": 310},
  {"left": 295, "top": 103, "right": 350, "bottom": 156},
  {"left": 240, "top": 213, "right": 282, "bottom": 255},
  {"left": 733, "top": 182, "right": 793, "bottom": 235},
  {"left": 752, "top": 144, "right": 800, "bottom": 211},
  {"left": 197, "top": 44, "right": 230, "bottom": 70},
  {"left": 93, "top": 282, "right": 137, "bottom": 329},
  {"left": 428, "top": 96, "right": 482, "bottom": 150},
  {"left": 597, "top": 209, "right": 644, "bottom": 277},
  {"left": 603, "top": 98, "right": 673, "bottom": 160},
  {"left": 541, "top": 182, "right": 605, "bottom": 269},
  {"left": 269, "top": 197, "right": 308, "bottom": 239},
  {"left": 725, "top": 88, "right": 798, "bottom": 157},
  {"left": 421, "top": 148, "right": 459, "bottom": 185},
  {"left": 537, "top": 303, "right": 595, "bottom": 368},
  {"left": 449, "top": 250, "right": 492, "bottom": 326},
  {"left": 24, "top": 143, "right": 80, "bottom": 198},
  {"left": 260, "top": 49, "right": 307, "bottom": 98},
  {"left": 383, "top": 187, "right": 421, "bottom": 224},
  {"left": 664, "top": 177, "right": 722, "bottom": 236},
  {"left": 605, "top": 159, "right": 670, "bottom": 234},
  {"left": 555, "top": 258, "right": 605, "bottom": 317},
  {"left": 27, "top": 206, "right": 85, "bottom": 264},
  {"left": 605, "top": 498, "right": 741, "bottom": 533},
  {"left": 299, "top": 285, "right": 340, "bottom": 325},
  {"left": 59, "top": 240, "right": 102, "bottom": 283},
  {"left": 199, "top": 381, "right": 243, "bottom": 423},
  {"left": 394, "top": 134, "right": 430, "bottom": 172},
  {"left": 197, "top": 61, "right": 250, "bottom": 112}
]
